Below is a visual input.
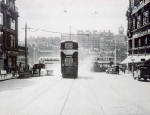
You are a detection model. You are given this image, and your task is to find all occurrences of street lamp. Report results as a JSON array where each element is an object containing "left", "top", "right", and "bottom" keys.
[
  {"left": 131, "top": 57, "right": 135, "bottom": 77},
  {"left": 25, "top": 23, "right": 28, "bottom": 71}
]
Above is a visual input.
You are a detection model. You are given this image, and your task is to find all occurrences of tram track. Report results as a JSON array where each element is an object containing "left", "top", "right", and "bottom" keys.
[
  {"left": 59, "top": 79, "right": 75, "bottom": 115},
  {"left": 86, "top": 76, "right": 150, "bottom": 115},
  {"left": 106, "top": 79, "right": 150, "bottom": 114},
  {"left": 86, "top": 79, "right": 106, "bottom": 115},
  {"left": 16, "top": 77, "right": 63, "bottom": 115}
]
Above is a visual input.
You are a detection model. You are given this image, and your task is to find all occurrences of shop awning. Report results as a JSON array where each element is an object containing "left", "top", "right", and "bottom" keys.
[
  {"left": 121, "top": 56, "right": 132, "bottom": 64},
  {"left": 121, "top": 55, "right": 150, "bottom": 64}
]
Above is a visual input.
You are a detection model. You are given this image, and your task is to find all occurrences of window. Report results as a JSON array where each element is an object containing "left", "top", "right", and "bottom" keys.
[
  {"left": 135, "top": 39, "right": 138, "bottom": 48},
  {"left": 129, "top": 40, "right": 132, "bottom": 49},
  {"left": 138, "top": 38, "right": 141, "bottom": 47},
  {"left": 9, "top": 1, "right": 15, "bottom": 10},
  {"left": 143, "top": 10, "right": 149, "bottom": 25},
  {"left": 3, "top": 0, "right": 6, "bottom": 4},
  {"left": 65, "top": 58, "right": 73, "bottom": 66},
  {"left": 10, "top": 35, "right": 15, "bottom": 48},
  {"left": 10, "top": 18, "right": 15, "bottom": 30},
  {"left": 137, "top": 15, "right": 142, "bottom": 28},
  {"left": 0, "top": 32, "right": 3, "bottom": 47},
  {"left": 65, "top": 43, "right": 73, "bottom": 49},
  {"left": 147, "top": 36, "right": 150, "bottom": 46},
  {"left": 132, "top": 17, "right": 136, "bottom": 30},
  {"left": 145, "top": 37, "right": 148, "bottom": 46},
  {"left": 0, "top": 12, "right": 3, "bottom": 25}
]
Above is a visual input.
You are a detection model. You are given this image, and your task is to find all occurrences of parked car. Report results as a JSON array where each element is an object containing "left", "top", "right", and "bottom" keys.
[
  {"left": 106, "top": 66, "right": 119, "bottom": 74},
  {"left": 106, "top": 67, "right": 111, "bottom": 73},
  {"left": 134, "top": 65, "right": 150, "bottom": 81}
]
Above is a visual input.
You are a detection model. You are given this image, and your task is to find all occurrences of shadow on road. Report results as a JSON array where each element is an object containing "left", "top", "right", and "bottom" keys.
[
  {"left": 138, "top": 79, "right": 150, "bottom": 82},
  {"left": 78, "top": 76, "right": 94, "bottom": 80}
]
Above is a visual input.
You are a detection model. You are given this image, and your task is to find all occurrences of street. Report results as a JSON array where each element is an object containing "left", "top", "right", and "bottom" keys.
[{"left": 0, "top": 72, "right": 150, "bottom": 115}]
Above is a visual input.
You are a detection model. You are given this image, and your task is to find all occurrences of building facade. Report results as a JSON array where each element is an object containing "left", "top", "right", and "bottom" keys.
[
  {"left": 27, "top": 37, "right": 61, "bottom": 66},
  {"left": 126, "top": 0, "right": 150, "bottom": 70},
  {"left": 77, "top": 28, "right": 127, "bottom": 64},
  {"left": 0, "top": 0, "right": 18, "bottom": 73}
]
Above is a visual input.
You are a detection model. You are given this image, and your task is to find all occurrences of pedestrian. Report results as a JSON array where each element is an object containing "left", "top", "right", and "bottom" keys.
[
  {"left": 39, "top": 68, "right": 41, "bottom": 76},
  {"left": 123, "top": 67, "right": 125, "bottom": 74},
  {"left": 116, "top": 66, "right": 119, "bottom": 74}
]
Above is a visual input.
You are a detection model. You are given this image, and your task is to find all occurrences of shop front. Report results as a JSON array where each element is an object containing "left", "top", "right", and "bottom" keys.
[
  {"left": 5, "top": 51, "right": 18, "bottom": 73},
  {"left": 121, "top": 55, "right": 150, "bottom": 72}
]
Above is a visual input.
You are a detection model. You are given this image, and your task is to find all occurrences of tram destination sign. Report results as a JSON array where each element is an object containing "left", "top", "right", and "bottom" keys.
[{"left": 65, "top": 43, "right": 73, "bottom": 49}]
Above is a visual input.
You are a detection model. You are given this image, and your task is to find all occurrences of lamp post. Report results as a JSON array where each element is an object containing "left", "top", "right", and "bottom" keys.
[
  {"left": 114, "top": 36, "right": 117, "bottom": 66},
  {"left": 25, "top": 24, "right": 28, "bottom": 71},
  {"left": 131, "top": 57, "right": 135, "bottom": 77}
]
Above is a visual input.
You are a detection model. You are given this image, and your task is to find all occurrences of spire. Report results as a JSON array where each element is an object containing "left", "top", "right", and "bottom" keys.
[{"left": 118, "top": 25, "right": 124, "bottom": 35}]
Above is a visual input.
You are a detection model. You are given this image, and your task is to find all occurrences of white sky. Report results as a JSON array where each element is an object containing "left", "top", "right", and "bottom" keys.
[{"left": 16, "top": 0, "right": 129, "bottom": 40}]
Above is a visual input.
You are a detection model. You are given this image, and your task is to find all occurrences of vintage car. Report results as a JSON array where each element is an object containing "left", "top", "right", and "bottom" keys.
[
  {"left": 106, "top": 66, "right": 119, "bottom": 74},
  {"left": 134, "top": 65, "right": 150, "bottom": 81}
]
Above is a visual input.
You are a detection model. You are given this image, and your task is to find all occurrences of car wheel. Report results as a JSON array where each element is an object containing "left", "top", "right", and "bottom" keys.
[
  {"left": 138, "top": 77, "right": 140, "bottom": 81},
  {"left": 144, "top": 78, "right": 147, "bottom": 81},
  {"left": 133, "top": 76, "right": 136, "bottom": 80}
]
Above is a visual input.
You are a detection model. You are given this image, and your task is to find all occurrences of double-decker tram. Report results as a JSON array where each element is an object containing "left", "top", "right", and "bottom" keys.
[{"left": 61, "top": 41, "right": 78, "bottom": 78}]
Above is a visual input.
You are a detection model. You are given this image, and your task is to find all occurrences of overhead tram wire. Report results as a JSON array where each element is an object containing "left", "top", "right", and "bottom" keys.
[
  {"left": 22, "top": 27, "right": 90, "bottom": 42},
  {"left": 22, "top": 27, "right": 90, "bottom": 36}
]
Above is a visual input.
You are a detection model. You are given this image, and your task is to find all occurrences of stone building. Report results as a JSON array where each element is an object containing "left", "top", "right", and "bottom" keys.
[
  {"left": 77, "top": 28, "right": 127, "bottom": 64},
  {"left": 28, "top": 37, "right": 61, "bottom": 66},
  {"left": 125, "top": 0, "right": 150, "bottom": 70},
  {"left": 0, "top": 0, "right": 18, "bottom": 73}
]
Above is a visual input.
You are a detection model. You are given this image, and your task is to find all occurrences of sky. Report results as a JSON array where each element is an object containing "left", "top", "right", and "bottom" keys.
[{"left": 16, "top": 0, "right": 129, "bottom": 40}]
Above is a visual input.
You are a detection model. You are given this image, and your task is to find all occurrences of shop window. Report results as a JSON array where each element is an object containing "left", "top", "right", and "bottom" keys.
[
  {"left": 139, "top": 49, "right": 145, "bottom": 54},
  {"left": 129, "top": 50, "right": 132, "bottom": 55},
  {"left": 147, "top": 36, "right": 150, "bottom": 45},
  {"left": 141, "top": 38, "right": 145, "bottom": 47},
  {"left": 129, "top": 40, "right": 132, "bottom": 49},
  {"left": 146, "top": 48, "right": 150, "bottom": 54},
  {"left": 134, "top": 50, "right": 138, "bottom": 54}
]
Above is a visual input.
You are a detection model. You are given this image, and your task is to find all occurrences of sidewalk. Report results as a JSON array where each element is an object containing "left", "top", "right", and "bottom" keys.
[
  {"left": 119, "top": 71, "right": 133, "bottom": 77},
  {"left": 0, "top": 73, "right": 19, "bottom": 81}
]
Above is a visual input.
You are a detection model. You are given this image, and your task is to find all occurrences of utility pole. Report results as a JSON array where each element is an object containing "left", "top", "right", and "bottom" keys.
[
  {"left": 114, "top": 37, "right": 117, "bottom": 66},
  {"left": 69, "top": 25, "right": 71, "bottom": 40},
  {"left": 25, "top": 23, "right": 28, "bottom": 70}
]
